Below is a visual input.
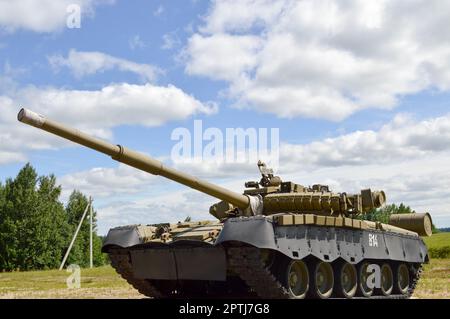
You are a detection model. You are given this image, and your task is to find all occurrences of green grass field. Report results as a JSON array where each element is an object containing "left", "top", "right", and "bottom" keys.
[
  {"left": 0, "top": 233, "right": 448, "bottom": 299},
  {"left": 424, "top": 232, "right": 450, "bottom": 258},
  {"left": 424, "top": 232, "right": 450, "bottom": 249},
  {"left": 0, "top": 266, "right": 142, "bottom": 299}
]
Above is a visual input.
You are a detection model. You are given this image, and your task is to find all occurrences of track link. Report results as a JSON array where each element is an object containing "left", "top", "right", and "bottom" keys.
[
  {"left": 407, "top": 264, "right": 423, "bottom": 298},
  {"left": 227, "top": 247, "right": 289, "bottom": 299}
]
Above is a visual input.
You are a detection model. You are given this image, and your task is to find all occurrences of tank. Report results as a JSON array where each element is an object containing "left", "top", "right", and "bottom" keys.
[{"left": 18, "top": 108, "right": 430, "bottom": 299}]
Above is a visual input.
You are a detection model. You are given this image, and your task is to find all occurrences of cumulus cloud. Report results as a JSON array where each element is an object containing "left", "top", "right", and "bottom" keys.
[
  {"left": 279, "top": 113, "right": 450, "bottom": 171},
  {"left": 58, "top": 164, "right": 158, "bottom": 200},
  {"left": 0, "top": 0, "right": 113, "bottom": 33},
  {"left": 48, "top": 49, "right": 161, "bottom": 82},
  {"left": 185, "top": 33, "right": 262, "bottom": 81},
  {"left": 0, "top": 83, "right": 217, "bottom": 163},
  {"left": 0, "top": 151, "right": 27, "bottom": 165},
  {"left": 184, "top": 0, "right": 450, "bottom": 120},
  {"left": 18, "top": 83, "right": 216, "bottom": 129}
]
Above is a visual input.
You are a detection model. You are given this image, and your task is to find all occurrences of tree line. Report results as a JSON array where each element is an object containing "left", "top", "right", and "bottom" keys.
[{"left": 0, "top": 163, "right": 107, "bottom": 272}]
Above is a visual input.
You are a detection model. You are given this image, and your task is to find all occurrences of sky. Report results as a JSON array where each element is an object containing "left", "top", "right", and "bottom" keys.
[{"left": 1, "top": 0, "right": 450, "bottom": 234}]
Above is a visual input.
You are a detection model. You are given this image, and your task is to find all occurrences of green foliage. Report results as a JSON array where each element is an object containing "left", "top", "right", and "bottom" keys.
[
  {"left": 359, "top": 203, "right": 413, "bottom": 224},
  {"left": 0, "top": 163, "right": 107, "bottom": 272},
  {"left": 428, "top": 247, "right": 450, "bottom": 259},
  {"left": 423, "top": 232, "right": 450, "bottom": 258}
]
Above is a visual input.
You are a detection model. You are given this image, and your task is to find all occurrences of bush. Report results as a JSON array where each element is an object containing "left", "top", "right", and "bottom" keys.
[{"left": 428, "top": 246, "right": 450, "bottom": 259}]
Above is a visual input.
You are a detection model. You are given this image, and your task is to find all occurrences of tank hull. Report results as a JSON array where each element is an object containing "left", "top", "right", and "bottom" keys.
[{"left": 103, "top": 216, "right": 428, "bottom": 299}]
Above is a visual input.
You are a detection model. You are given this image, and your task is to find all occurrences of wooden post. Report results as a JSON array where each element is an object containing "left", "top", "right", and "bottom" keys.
[{"left": 59, "top": 197, "right": 92, "bottom": 270}]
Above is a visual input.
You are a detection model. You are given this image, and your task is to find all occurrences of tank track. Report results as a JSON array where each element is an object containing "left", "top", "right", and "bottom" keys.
[
  {"left": 109, "top": 246, "right": 423, "bottom": 299},
  {"left": 227, "top": 247, "right": 289, "bottom": 298},
  {"left": 108, "top": 249, "right": 166, "bottom": 299},
  {"left": 407, "top": 264, "right": 423, "bottom": 298},
  {"left": 226, "top": 246, "right": 424, "bottom": 299}
]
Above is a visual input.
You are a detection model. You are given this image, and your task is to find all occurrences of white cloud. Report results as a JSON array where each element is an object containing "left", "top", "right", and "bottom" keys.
[
  {"left": 129, "top": 35, "right": 146, "bottom": 50},
  {"left": 17, "top": 83, "right": 217, "bottom": 128},
  {"left": 185, "top": 33, "right": 262, "bottom": 81},
  {"left": 161, "top": 32, "right": 181, "bottom": 50},
  {"left": 0, "top": 0, "right": 113, "bottom": 33},
  {"left": 279, "top": 113, "right": 450, "bottom": 171},
  {"left": 0, "top": 82, "right": 217, "bottom": 164},
  {"left": 0, "top": 151, "right": 27, "bottom": 165},
  {"left": 48, "top": 49, "right": 160, "bottom": 82},
  {"left": 58, "top": 164, "right": 157, "bottom": 200},
  {"left": 166, "top": 113, "right": 450, "bottom": 178},
  {"left": 0, "top": 62, "right": 24, "bottom": 94},
  {"left": 94, "top": 183, "right": 228, "bottom": 234},
  {"left": 184, "top": 0, "right": 450, "bottom": 120}
]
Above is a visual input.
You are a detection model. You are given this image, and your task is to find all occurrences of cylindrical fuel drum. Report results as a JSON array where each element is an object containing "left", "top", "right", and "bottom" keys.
[{"left": 389, "top": 213, "right": 433, "bottom": 237}]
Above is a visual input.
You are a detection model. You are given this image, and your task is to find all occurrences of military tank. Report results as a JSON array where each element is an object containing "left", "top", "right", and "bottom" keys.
[{"left": 18, "top": 108, "right": 432, "bottom": 299}]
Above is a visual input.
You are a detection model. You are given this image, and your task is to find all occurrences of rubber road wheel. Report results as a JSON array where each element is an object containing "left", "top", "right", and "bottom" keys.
[{"left": 334, "top": 261, "right": 357, "bottom": 298}]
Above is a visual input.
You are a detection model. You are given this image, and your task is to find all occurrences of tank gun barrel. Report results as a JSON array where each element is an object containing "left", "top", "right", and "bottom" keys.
[{"left": 17, "top": 108, "right": 250, "bottom": 210}]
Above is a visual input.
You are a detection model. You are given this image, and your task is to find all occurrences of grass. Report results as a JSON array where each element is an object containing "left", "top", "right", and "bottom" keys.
[
  {"left": 424, "top": 232, "right": 450, "bottom": 249},
  {"left": 423, "top": 232, "right": 450, "bottom": 258},
  {"left": 414, "top": 258, "right": 450, "bottom": 299},
  {"left": 0, "top": 265, "right": 143, "bottom": 299},
  {"left": 0, "top": 259, "right": 448, "bottom": 299}
]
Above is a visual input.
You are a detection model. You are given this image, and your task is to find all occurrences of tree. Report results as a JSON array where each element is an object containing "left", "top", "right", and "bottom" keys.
[
  {"left": 0, "top": 163, "right": 107, "bottom": 272},
  {"left": 0, "top": 164, "right": 70, "bottom": 271},
  {"left": 0, "top": 164, "right": 38, "bottom": 271},
  {"left": 0, "top": 181, "right": 10, "bottom": 271},
  {"left": 359, "top": 203, "right": 414, "bottom": 224}
]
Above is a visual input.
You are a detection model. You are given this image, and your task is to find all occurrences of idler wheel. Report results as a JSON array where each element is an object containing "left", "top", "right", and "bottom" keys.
[
  {"left": 286, "top": 260, "right": 309, "bottom": 299},
  {"left": 334, "top": 261, "right": 357, "bottom": 298},
  {"left": 379, "top": 263, "right": 394, "bottom": 296},
  {"left": 357, "top": 262, "right": 374, "bottom": 297},
  {"left": 309, "top": 261, "right": 334, "bottom": 299},
  {"left": 394, "top": 263, "right": 410, "bottom": 295}
]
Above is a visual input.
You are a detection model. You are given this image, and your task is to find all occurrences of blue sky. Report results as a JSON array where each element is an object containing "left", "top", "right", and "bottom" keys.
[{"left": 1, "top": 0, "right": 450, "bottom": 233}]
